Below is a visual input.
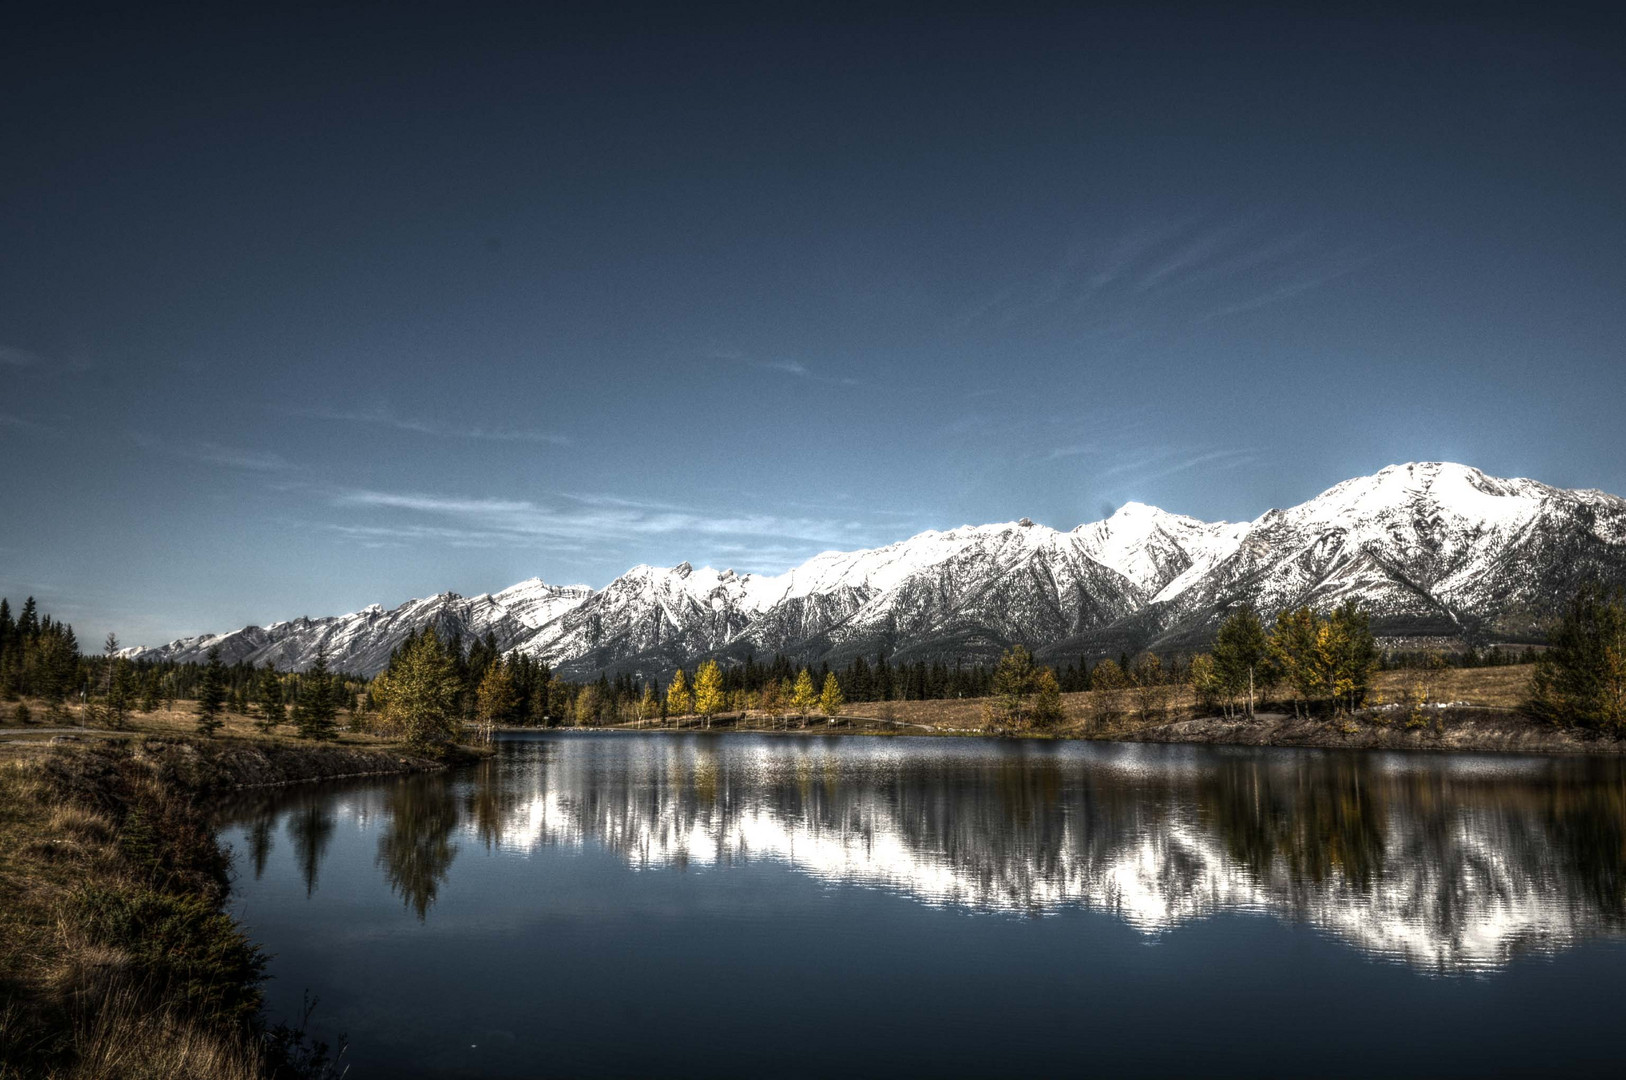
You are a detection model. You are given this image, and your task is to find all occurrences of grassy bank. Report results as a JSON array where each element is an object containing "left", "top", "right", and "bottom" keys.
[
  {"left": 570, "top": 664, "right": 1625, "bottom": 753},
  {"left": 0, "top": 721, "right": 447, "bottom": 1079}
]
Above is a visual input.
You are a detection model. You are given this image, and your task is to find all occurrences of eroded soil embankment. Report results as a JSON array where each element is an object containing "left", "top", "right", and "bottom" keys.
[{"left": 1120, "top": 709, "right": 1626, "bottom": 754}]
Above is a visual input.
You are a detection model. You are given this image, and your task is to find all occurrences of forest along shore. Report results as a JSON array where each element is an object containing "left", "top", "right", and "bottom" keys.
[{"left": 547, "top": 664, "right": 1626, "bottom": 755}]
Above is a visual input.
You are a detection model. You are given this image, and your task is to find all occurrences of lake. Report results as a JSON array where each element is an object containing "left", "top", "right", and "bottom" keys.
[{"left": 217, "top": 732, "right": 1626, "bottom": 1078}]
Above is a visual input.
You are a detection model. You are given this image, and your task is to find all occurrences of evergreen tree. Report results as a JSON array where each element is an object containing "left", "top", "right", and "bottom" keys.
[
  {"left": 693, "top": 660, "right": 726, "bottom": 728},
  {"left": 1211, "top": 604, "right": 1270, "bottom": 717},
  {"left": 196, "top": 645, "right": 228, "bottom": 737},
  {"left": 1527, "top": 584, "right": 1626, "bottom": 732},
  {"left": 293, "top": 648, "right": 339, "bottom": 740},
  {"left": 138, "top": 669, "right": 161, "bottom": 713},
  {"left": 255, "top": 663, "right": 286, "bottom": 733}
]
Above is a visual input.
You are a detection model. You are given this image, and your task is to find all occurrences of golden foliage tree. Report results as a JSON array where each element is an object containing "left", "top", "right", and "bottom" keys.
[
  {"left": 694, "top": 660, "right": 726, "bottom": 728},
  {"left": 475, "top": 659, "right": 519, "bottom": 744},
  {"left": 819, "top": 672, "right": 845, "bottom": 718},
  {"left": 379, "top": 629, "right": 463, "bottom": 754},
  {"left": 666, "top": 668, "right": 694, "bottom": 719},
  {"left": 790, "top": 668, "right": 818, "bottom": 720}
]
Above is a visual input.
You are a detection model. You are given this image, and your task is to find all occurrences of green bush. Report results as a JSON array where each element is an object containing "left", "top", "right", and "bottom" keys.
[{"left": 71, "top": 886, "right": 266, "bottom": 1028}]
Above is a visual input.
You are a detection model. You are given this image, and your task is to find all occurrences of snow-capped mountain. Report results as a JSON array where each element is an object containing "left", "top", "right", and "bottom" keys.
[
  {"left": 127, "top": 580, "right": 593, "bottom": 675},
  {"left": 128, "top": 463, "right": 1626, "bottom": 675}
]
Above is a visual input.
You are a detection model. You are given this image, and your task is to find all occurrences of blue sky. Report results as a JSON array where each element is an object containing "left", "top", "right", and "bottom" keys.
[{"left": 3, "top": 2, "right": 1624, "bottom": 646}]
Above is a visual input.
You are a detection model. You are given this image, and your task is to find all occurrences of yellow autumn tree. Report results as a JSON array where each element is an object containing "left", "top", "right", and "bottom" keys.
[
  {"left": 694, "top": 660, "right": 726, "bottom": 728},
  {"left": 475, "top": 658, "right": 519, "bottom": 744},
  {"left": 819, "top": 672, "right": 844, "bottom": 719},
  {"left": 790, "top": 668, "right": 818, "bottom": 721},
  {"left": 666, "top": 667, "right": 694, "bottom": 720}
]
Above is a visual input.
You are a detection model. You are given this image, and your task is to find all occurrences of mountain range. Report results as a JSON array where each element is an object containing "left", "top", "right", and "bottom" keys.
[{"left": 126, "top": 462, "right": 1626, "bottom": 677}]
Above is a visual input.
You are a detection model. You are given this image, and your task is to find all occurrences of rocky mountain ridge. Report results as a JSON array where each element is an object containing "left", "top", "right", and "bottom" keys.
[{"left": 126, "top": 463, "right": 1626, "bottom": 676}]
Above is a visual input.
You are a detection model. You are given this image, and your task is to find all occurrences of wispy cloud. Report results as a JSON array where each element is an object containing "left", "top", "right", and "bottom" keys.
[
  {"left": 1099, "top": 446, "right": 1263, "bottom": 483},
  {"left": 951, "top": 214, "right": 1375, "bottom": 336},
  {"left": 131, "top": 432, "right": 294, "bottom": 472},
  {"left": 192, "top": 442, "right": 293, "bottom": 472},
  {"left": 323, "top": 485, "right": 886, "bottom": 567},
  {"left": 708, "top": 349, "right": 861, "bottom": 387},
  {"left": 291, "top": 405, "right": 571, "bottom": 445}
]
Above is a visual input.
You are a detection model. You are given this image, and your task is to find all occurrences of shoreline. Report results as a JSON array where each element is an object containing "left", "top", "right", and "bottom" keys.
[
  {"left": 0, "top": 734, "right": 455, "bottom": 1078},
  {"left": 490, "top": 707, "right": 1626, "bottom": 756}
]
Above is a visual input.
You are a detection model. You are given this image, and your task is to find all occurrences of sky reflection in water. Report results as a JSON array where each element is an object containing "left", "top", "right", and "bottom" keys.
[{"left": 219, "top": 734, "right": 1626, "bottom": 1078}]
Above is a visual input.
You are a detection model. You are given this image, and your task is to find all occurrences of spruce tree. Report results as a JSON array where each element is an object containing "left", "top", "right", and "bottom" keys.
[
  {"left": 1212, "top": 604, "right": 1270, "bottom": 717},
  {"left": 255, "top": 662, "right": 285, "bottom": 733},
  {"left": 196, "top": 645, "right": 228, "bottom": 737},
  {"left": 293, "top": 648, "right": 339, "bottom": 740},
  {"left": 1527, "top": 584, "right": 1626, "bottom": 732}
]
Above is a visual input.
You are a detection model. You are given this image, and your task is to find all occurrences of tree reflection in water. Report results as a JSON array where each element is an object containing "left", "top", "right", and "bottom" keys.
[
  {"left": 376, "top": 774, "right": 460, "bottom": 920},
  {"left": 219, "top": 737, "right": 1626, "bottom": 971},
  {"left": 287, "top": 794, "right": 335, "bottom": 898}
]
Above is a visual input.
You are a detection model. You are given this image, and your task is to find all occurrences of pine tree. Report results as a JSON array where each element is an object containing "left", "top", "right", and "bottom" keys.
[
  {"left": 138, "top": 669, "right": 161, "bottom": 713},
  {"left": 819, "top": 672, "right": 845, "bottom": 719},
  {"left": 255, "top": 663, "right": 285, "bottom": 733},
  {"left": 1527, "top": 584, "right": 1626, "bottom": 732},
  {"left": 666, "top": 668, "right": 694, "bottom": 720},
  {"left": 196, "top": 645, "right": 228, "bottom": 737},
  {"left": 693, "top": 660, "right": 726, "bottom": 728},
  {"left": 1212, "top": 604, "right": 1270, "bottom": 717},
  {"left": 293, "top": 648, "right": 339, "bottom": 740}
]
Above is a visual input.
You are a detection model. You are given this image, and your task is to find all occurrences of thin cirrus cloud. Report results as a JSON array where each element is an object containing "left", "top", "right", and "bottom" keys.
[
  {"left": 324, "top": 487, "right": 883, "bottom": 564},
  {"left": 952, "top": 215, "right": 1371, "bottom": 335},
  {"left": 129, "top": 432, "right": 292, "bottom": 472},
  {"left": 291, "top": 405, "right": 571, "bottom": 445},
  {"left": 707, "top": 349, "right": 861, "bottom": 387}
]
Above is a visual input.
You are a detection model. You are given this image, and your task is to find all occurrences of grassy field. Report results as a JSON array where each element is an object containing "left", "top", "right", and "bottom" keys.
[{"left": 0, "top": 704, "right": 444, "bottom": 1079}]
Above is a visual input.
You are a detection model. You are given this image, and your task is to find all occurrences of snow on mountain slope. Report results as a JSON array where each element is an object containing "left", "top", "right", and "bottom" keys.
[
  {"left": 1129, "top": 463, "right": 1626, "bottom": 646},
  {"left": 493, "top": 578, "right": 595, "bottom": 628},
  {"left": 125, "top": 580, "right": 594, "bottom": 675},
  {"left": 129, "top": 463, "right": 1626, "bottom": 675}
]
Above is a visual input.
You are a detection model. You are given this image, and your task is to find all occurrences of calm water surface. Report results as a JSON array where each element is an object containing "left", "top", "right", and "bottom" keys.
[{"left": 217, "top": 733, "right": 1626, "bottom": 1078}]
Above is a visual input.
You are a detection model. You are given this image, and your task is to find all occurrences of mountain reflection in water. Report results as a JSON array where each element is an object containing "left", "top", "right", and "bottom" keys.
[{"left": 222, "top": 733, "right": 1626, "bottom": 973}]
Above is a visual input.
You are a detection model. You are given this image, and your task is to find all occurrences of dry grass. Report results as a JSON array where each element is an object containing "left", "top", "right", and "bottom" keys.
[
  {"left": 822, "top": 664, "right": 1539, "bottom": 735},
  {"left": 50, "top": 985, "right": 263, "bottom": 1080}
]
